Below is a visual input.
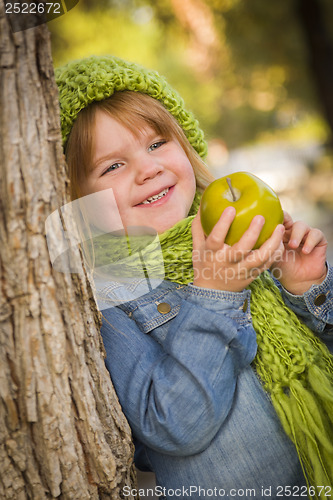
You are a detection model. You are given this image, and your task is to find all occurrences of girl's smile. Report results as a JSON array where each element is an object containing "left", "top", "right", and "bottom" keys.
[
  {"left": 81, "top": 110, "right": 196, "bottom": 233},
  {"left": 135, "top": 185, "right": 174, "bottom": 207}
]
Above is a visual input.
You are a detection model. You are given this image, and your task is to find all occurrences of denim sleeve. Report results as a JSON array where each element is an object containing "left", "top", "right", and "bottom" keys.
[
  {"left": 101, "top": 288, "right": 257, "bottom": 456},
  {"left": 273, "top": 264, "right": 333, "bottom": 352}
]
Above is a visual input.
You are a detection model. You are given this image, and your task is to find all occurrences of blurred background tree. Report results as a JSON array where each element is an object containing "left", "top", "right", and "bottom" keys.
[
  {"left": 48, "top": 5, "right": 333, "bottom": 494},
  {"left": 49, "top": 0, "right": 333, "bottom": 262},
  {"left": 49, "top": 0, "right": 333, "bottom": 148}
]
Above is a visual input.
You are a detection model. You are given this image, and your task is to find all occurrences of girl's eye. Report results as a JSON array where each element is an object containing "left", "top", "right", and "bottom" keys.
[
  {"left": 148, "top": 140, "right": 166, "bottom": 152},
  {"left": 102, "top": 163, "right": 122, "bottom": 176}
]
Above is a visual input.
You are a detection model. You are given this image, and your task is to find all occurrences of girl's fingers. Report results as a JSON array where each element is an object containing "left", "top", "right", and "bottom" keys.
[
  {"left": 205, "top": 206, "right": 236, "bottom": 250},
  {"left": 280, "top": 213, "right": 327, "bottom": 254},
  {"left": 229, "top": 215, "right": 265, "bottom": 260},
  {"left": 254, "top": 240, "right": 285, "bottom": 272},
  {"left": 286, "top": 221, "right": 309, "bottom": 248},
  {"left": 283, "top": 211, "right": 294, "bottom": 229},
  {"left": 302, "top": 228, "right": 327, "bottom": 254},
  {"left": 265, "top": 240, "right": 285, "bottom": 269},
  {"left": 191, "top": 208, "right": 206, "bottom": 251},
  {"left": 247, "top": 223, "right": 285, "bottom": 267},
  {"left": 236, "top": 238, "right": 284, "bottom": 282}
]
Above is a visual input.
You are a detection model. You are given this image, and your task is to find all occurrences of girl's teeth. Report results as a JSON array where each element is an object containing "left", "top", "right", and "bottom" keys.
[{"left": 141, "top": 187, "right": 169, "bottom": 204}]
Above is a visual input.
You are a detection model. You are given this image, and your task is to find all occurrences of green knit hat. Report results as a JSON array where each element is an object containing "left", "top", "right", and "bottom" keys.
[{"left": 55, "top": 54, "right": 207, "bottom": 158}]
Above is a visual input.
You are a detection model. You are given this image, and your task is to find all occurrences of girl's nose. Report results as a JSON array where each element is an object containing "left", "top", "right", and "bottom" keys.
[{"left": 134, "top": 157, "right": 164, "bottom": 184}]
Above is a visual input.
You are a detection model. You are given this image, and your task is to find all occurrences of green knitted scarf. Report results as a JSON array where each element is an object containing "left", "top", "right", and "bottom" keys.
[{"left": 93, "top": 206, "right": 333, "bottom": 498}]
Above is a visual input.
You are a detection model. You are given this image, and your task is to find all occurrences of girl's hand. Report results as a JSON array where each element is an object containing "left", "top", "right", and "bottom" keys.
[
  {"left": 270, "top": 211, "right": 328, "bottom": 295},
  {"left": 191, "top": 207, "right": 285, "bottom": 293}
]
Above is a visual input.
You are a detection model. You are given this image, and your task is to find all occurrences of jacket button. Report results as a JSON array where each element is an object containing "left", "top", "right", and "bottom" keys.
[
  {"left": 314, "top": 294, "right": 326, "bottom": 306},
  {"left": 157, "top": 302, "right": 171, "bottom": 314},
  {"left": 242, "top": 299, "right": 248, "bottom": 312}
]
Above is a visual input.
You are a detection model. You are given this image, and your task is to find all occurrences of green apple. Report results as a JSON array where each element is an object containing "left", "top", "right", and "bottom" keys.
[{"left": 200, "top": 171, "right": 284, "bottom": 249}]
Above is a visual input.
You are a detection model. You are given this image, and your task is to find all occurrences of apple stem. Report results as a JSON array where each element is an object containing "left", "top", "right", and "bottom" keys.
[{"left": 226, "top": 177, "right": 237, "bottom": 202}]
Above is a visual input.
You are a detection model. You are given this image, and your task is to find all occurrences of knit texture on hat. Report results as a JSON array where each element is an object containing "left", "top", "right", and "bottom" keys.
[{"left": 55, "top": 55, "right": 207, "bottom": 158}]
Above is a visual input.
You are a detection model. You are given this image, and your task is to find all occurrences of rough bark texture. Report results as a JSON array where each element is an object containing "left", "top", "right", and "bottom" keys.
[{"left": 0, "top": 2, "right": 137, "bottom": 498}]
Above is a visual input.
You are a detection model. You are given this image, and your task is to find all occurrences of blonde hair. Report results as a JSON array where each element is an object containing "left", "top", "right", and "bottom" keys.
[
  {"left": 65, "top": 91, "right": 214, "bottom": 201},
  {"left": 65, "top": 91, "right": 215, "bottom": 273}
]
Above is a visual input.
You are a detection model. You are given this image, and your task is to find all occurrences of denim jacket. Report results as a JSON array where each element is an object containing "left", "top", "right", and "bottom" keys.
[{"left": 99, "top": 265, "right": 333, "bottom": 499}]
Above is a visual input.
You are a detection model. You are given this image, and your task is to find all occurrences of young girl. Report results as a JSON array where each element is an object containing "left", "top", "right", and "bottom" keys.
[{"left": 56, "top": 55, "right": 333, "bottom": 499}]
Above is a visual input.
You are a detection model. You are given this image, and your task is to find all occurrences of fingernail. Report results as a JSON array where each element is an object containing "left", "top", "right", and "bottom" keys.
[
  {"left": 255, "top": 215, "right": 265, "bottom": 225},
  {"left": 224, "top": 206, "right": 236, "bottom": 216}
]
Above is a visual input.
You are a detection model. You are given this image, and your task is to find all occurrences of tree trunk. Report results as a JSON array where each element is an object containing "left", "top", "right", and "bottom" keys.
[
  {"left": 297, "top": 0, "right": 333, "bottom": 142},
  {"left": 0, "top": 2, "right": 137, "bottom": 498}
]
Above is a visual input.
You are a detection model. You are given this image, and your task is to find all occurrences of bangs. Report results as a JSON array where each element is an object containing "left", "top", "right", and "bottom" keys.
[{"left": 96, "top": 91, "right": 177, "bottom": 142}]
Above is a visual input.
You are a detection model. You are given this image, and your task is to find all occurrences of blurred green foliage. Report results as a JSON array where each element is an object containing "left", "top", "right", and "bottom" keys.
[{"left": 49, "top": 0, "right": 333, "bottom": 148}]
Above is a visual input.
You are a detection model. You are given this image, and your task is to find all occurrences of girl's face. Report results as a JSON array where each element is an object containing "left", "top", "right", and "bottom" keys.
[{"left": 80, "top": 109, "right": 197, "bottom": 234}]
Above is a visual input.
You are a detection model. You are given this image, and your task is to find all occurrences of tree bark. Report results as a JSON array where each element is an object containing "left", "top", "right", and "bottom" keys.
[
  {"left": 297, "top": 0, "right": 333, "bottom": 142},
  {"left": 0, "top": 2, "right": 137, "bottom": 498}
]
